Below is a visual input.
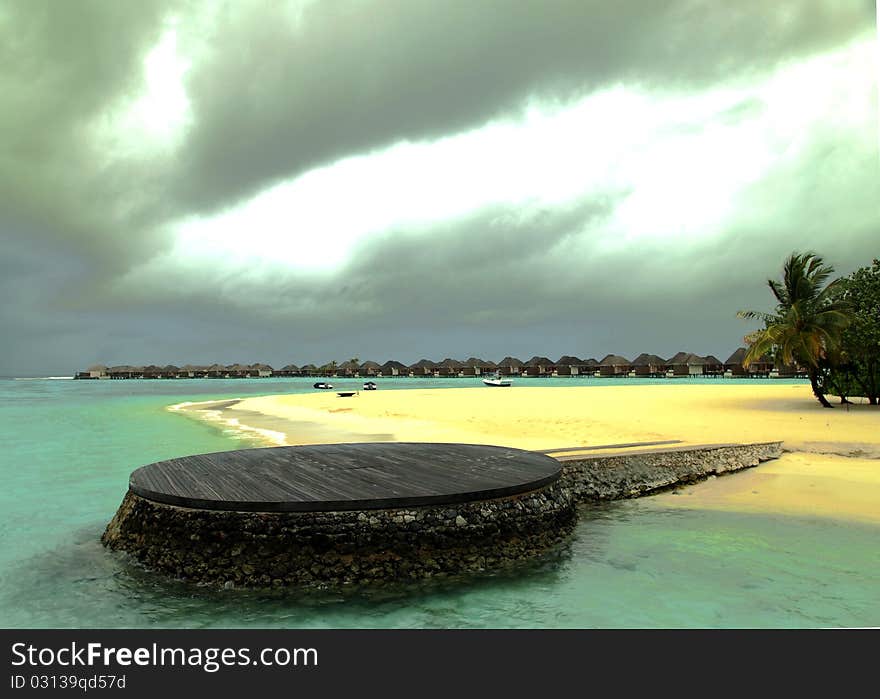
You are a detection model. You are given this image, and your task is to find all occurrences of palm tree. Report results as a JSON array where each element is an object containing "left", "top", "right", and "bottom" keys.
[{"left": 738, "top": 252, "right": 851, "bottom": 408}]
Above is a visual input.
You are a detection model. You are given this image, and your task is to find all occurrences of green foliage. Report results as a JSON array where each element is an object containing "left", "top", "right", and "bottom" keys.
[
  {"left": 821, "top": 259, "right": 880, "bottom": 404},
  {"left": 737, "top": 251, "right": 852, "bottom": 407}
]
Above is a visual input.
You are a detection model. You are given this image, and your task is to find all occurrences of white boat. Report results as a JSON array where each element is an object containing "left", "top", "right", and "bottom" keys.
[
  {"left": 482, "top": 376, "right": 512, "bottom": 387},
  {"left": 313, "top": 381, "right": 333, "bottom": 389}
]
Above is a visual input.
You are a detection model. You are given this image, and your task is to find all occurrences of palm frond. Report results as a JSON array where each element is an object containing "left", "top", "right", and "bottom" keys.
[{"left": 736, "top": 309, "right": 776, "bottom": 323}]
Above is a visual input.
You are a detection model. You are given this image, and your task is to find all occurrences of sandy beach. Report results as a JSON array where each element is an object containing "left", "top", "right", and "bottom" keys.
[{"left": 174, "top": 384, "right": 880, "bottom": 524}]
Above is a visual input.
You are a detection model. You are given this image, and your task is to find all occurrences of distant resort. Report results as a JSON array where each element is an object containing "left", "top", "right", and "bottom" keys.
[{"left": 75, "top": 348, "right": 807, "bottom": 380}]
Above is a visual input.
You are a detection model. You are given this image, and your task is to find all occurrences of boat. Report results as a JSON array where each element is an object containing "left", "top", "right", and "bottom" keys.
[
  {"left": 363, "top": 381, "right": 377, "bottom": 390},
  {"left": 482, "top": 376, "right": 512, "bottom": 387},
  {"left": 313, "top": 382, "right": 333, "bottom": 389},
  {"left": 336, "top": 391, "right": 357, "bottom": 397}
]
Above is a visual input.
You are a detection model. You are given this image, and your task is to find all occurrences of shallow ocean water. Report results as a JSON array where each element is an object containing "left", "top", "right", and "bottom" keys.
[{"left": 1, "top": 376, "right": 877, "bottom": 628}]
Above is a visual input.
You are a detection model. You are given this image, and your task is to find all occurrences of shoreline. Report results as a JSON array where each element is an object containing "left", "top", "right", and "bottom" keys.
[{"left": 169, "top": 384, "right": 880, "bottom": 524}]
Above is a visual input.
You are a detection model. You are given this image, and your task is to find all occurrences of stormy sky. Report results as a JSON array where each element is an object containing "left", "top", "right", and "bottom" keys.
[{"left": 1, "top": 0, "right": 878, "bottom": 375}]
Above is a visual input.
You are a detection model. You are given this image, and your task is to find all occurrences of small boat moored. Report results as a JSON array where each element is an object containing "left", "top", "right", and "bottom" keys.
[
  {"left": 482, "top": 376, "right": 512, "bottom": 387},
  {"left": 336, "top": 391, "right": 357, "bottom": 397},
  {"left": 313, "top": 382, "right": 334, "bottom": 389},
  {"left": 363, "top": 381, "right": 377, "bottom": 390}
]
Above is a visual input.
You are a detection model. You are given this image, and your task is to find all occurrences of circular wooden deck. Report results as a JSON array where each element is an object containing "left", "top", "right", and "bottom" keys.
[{"left": 128, "top": 442, "right": 562, "bottom": 512}]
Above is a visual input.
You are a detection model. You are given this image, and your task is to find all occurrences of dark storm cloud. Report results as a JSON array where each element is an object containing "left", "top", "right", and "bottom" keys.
[
  {"left": 0, "top": 0, "right": 175, "bottom": 271},
  {"left": 175, "top": 0, "right": 873, "bottom": 214},
  {"left": 0, "top": 0, "right": 877, "bottom": 374},
  {"left": 1, "top": 0, "right": 872, "bottom": 275}
]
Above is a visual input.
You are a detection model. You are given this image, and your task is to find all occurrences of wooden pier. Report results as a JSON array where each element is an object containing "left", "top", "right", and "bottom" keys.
[{"left": 129, "top": 442, "right": 562, "bottom": 512}]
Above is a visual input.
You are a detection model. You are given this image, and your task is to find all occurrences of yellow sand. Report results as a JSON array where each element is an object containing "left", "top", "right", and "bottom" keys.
[
  {"left": 651, "top": 452, "right": 880, "bottom": 524},
  {"left": 179, "top": 384, "right": 880, "bottom": 523}
]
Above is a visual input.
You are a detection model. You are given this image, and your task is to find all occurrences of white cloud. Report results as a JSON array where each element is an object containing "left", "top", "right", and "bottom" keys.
[
  {"left": 128, "top": 36, "right": 874, "bottom": 279},
  {"left": 92, "top": 22, "right": 193, "bottom": 157}
]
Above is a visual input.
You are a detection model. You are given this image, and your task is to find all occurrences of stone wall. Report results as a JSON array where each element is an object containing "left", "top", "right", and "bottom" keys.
[
  {"left": 559, "top": 442, "right": 783, "bottom": 502},
  {"left": 102, "top": 480, "right": 577, "bottom": 588},
  {"left": 102, "top": 441, "right": 783, "bottom": 589}
]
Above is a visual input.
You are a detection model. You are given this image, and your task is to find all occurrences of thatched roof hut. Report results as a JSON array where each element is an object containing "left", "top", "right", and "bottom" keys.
[
  {"left": 555, "top": 356, "right": 582, "bottom": 376},
  {"left": 631, "top": 353, "right": 666, "bottom": 376},
  {"left": 409, "top": 359, "right": 437, "bottom": 376},
  {"left": 436, "top": 358, "right": 464, "bottom": 376},
  {"left": 300, "top": 363, "right": 319, "bottom": 376},
  {"left": 666, "top": 351, "right": 690, "bottom": 365},
  {"left": 496, "top": 357, "right": 523, "bottom": 376},
  {"left": 667, "top": 353, "right": 706, "bottom": 376},
  {"left": 79, "top": 364, "right": 107, "bottom": 379},
  {"left": 524, "top": 356, "right": 555, "bottom": 376},
  {"left": 336, "top": 360, "right": 360, "bottom": 376},
  {"left": 177, "top": 364, "right": 204, "bottom": 378},
  {"left": 702, "top": 355, "right": 723, "bottom": 374},
  {"left": 360, "top": 360, "right": 381, "bottom": 376},
  {"left": 725, "top": 348, "right": 747, "bottom": 367},
  {"left": 724, "top": 348, "right": 747, "bottom": 376},
  {"left": 380, "top": 360, "right": 408, "bottom": 377},
  {"left": 725, "top": 348, "right": 774, "bottom": 375},
  {"left": 107, "top": 365, "right": 136, "bottom": 379},
  {"left": 461, "top": 357, "right": 495, "bottom": 376},
  {"left": 598, "top": 354, "right": 631, "bottom": 376}
]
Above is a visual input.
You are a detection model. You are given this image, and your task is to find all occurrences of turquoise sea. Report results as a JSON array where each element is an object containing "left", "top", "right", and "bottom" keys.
[{"left": 1, "top": 376, "right": 877, "bottom": 629}]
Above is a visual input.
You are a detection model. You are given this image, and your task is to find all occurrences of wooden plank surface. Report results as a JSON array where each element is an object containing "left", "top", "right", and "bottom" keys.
[{"left": 129, "top": 442, "right": 562, "bottom": 512}]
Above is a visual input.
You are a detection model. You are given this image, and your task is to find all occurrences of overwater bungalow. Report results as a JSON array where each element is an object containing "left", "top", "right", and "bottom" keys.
[
  {"left": 496, "top": 357, "right": 524, "bottom": 376},
  {"left": 667, "top": 352, "right": 706, "bottom": 376},
  {"left": 722, "top": 348, "right": 774, "bottom": 377},
  {"left": 380, "top": 360, "right": 408, "bottom": 377},
  {"left": 360, "top": 361, "right": 381, "bottom": 377},
  {"left": 410, "top": 359, "right": 438, "bottom": 377},
  {"left": 523, "top": 356, "right": 556, "bottom": 377},
  {"left": 437, "top": 358, "right": 464, "bottom": 377},
  {"left": 774, "top": 362, "right": 805, "bottom": 378},
  {"left": 250, "top": 363, "right": 273, "bottom": 378},
  {"left": 141, "top": 365, "right": 163, "bottom": 379},
  {"left": 724, "top": 348, "right": 747, "bottom": 376},
  {"left": 702, "top": 355, "right": 724, "bottom": 376},
  {"left": 555, "top": 356, "right": 582, "bottom": 376},
  {"left": 300, "top": 364, "right": 319, "bottom": 377},
  {"left": 461, "top": 358, "right": 496, "bottom": 377},
  {"left": 336, "top": 360, "right": 360, "bottom": 377},
  {"left": 176, "top": 364, "right": 203, "bottom": 378},
  {"left": 161, "top": 365, "right": 180, "bottom": 379},
  {"left": 225, "top": 364, "right": 249, "bottom": 378},
  {"left": 274, "top": 364, "right": 300, "bottom": 377},
  {"left": 580, "top": 358, "right": 600, "bottom": 376},
  {"left": 107, "top": 365, "right": 136, "bottom": 379},
  {"left": 631, "top": 353, "right": 667, "bottom": 377},
  {"left": 205, "top": 363, "right": 226, "bottom": 378},
  {"left": 598, "top": 355, "right": 631, "bottom": 376}
]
